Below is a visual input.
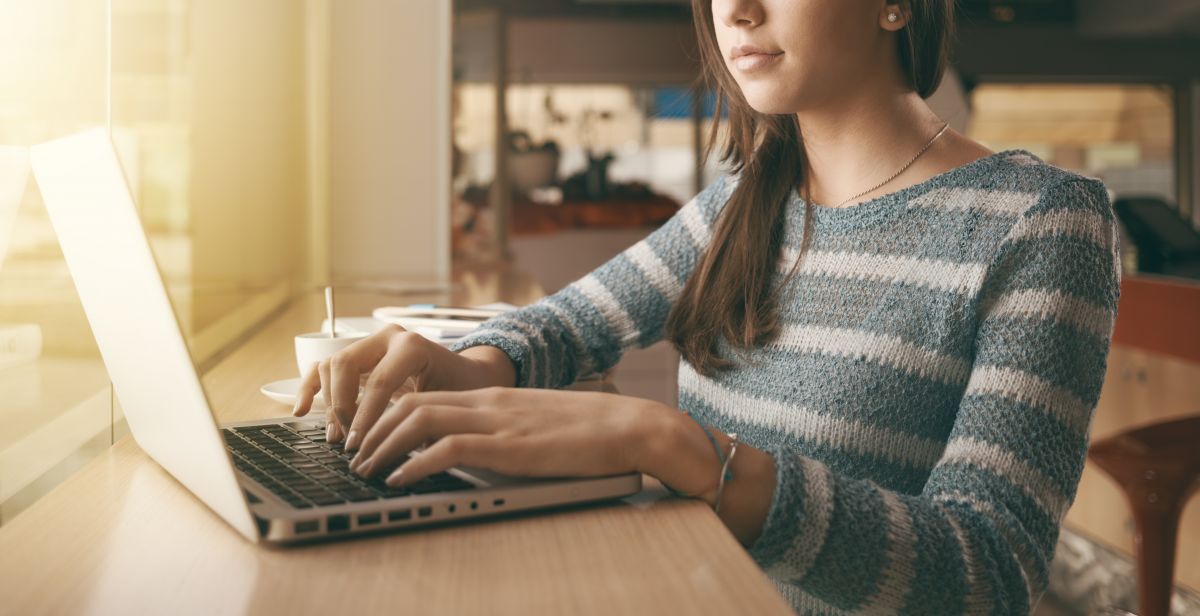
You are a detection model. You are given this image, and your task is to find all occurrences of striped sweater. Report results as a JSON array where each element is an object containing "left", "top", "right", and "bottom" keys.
[{"left": 450, "top": 149, "right": 1121, "bottom": 615}]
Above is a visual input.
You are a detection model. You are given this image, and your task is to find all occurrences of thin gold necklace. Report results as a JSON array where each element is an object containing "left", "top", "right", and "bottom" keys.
[{"left": 807, "top": 121, "right": 951, "bottom": 208}]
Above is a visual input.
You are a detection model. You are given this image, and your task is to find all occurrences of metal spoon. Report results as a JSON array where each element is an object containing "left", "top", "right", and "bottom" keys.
[{"left": 325, "top": 286, "right": 336, "bottom": 339}]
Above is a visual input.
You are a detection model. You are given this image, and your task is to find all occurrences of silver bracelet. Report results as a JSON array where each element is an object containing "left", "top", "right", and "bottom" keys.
[{"left": 713, "top": 432, "right": 739, "bottom": 515}]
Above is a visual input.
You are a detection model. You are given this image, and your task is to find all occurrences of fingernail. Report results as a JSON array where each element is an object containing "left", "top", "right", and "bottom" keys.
[
  {"left": 345, "top": 430, "right": 360, "bottom": 451},
  {"left": 385, "top": 467, "right": 405, "bottom": 487},
  {"left": 349, "top": 452, "right": 361, "bottom": 468},
  {"left": 357, "top": 458, "right": 374, "bottom": 477},
  {"left": 325, "top": 422, "right": 335, "bottom": 442}
]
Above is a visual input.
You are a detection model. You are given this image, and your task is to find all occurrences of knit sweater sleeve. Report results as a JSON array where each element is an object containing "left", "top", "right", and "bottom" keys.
[
  {"left": 747, "top": 178, "right": 1121, "bottom": 614},
  {"left": 448, "top": 175, "right": 734, "bottom": 389}
]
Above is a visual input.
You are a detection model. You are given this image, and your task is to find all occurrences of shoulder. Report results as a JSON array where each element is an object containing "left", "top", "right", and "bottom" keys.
[
  {"left": 689, "top": 172, "right": 740, "bottom": 215},
  {"left": 902, "top": 149, "right": 1110, "bottom": 227},
  {"left": 981, "top": 153, "right": 1121, "bottom": 308},
  {"left": 989, "top": 152, "right": 1115, "bottom": 249},
  {"left": 988, "top": 150, "right": 1112, "bottom": 220}
]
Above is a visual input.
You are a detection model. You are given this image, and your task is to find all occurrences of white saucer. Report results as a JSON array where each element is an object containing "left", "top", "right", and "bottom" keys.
[{"left": 260, "top": 377, "right": 326, "bottom": 410}]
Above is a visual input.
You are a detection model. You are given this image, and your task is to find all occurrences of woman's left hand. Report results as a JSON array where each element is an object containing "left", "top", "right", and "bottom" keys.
[{"left": 347, "top": 387, "right": 720, "bottom": 496}]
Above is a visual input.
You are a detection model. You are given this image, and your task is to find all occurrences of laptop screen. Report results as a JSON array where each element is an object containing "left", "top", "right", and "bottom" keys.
[{"left": 30, "top": 128, "right": 259, "bottom": 542}]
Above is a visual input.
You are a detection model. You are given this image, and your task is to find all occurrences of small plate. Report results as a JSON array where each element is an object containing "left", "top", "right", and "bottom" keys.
[{"left": 260, "top": 377, "right": 325, "bottom": 410}]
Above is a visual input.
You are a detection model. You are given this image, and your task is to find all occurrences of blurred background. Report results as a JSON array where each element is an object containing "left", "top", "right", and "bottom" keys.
[{"left": 1, "top": 1, "right": 1198, "bottom": 613}]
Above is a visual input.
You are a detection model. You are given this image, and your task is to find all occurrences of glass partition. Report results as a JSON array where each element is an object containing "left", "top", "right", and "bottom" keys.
[
  {"left": 110, "top": 0, "right": 317, "bottom": 367},
  {"left": 0, "top": 0, "right": 114, "bottom": 525},
  {"left": 0, "top": 0, "right": 323, "bottom": 524}
]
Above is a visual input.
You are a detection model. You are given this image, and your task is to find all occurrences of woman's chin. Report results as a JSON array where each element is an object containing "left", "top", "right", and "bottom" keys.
[
  {"left": 743, "top": 98, "right": 800, "bottom": 116},
  {"left": 737, "top": 84, "right": 803, "bottom": 116}
]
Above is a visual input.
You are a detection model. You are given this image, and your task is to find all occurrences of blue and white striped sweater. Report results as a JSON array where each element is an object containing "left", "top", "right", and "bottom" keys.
[{"left": 450, "top": 149, "right": 1121, "bottom": 614}]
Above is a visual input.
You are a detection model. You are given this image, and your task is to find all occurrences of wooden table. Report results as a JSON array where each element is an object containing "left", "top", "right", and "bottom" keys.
[{"left": 0, "top": 267, "right": 791, "bottom": 615}]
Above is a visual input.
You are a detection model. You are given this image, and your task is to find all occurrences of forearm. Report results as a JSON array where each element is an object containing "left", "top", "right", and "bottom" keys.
[{"left": 639, "top": 409, "right": 777, "bottom": 546}]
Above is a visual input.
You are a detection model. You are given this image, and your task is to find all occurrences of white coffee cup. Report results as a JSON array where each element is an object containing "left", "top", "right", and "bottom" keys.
[{"left": 294, "top": 332, "right": 369, "bottom": 380}]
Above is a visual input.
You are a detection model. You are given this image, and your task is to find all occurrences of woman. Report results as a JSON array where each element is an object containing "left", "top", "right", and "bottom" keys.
[{"left": 295, "top": 0, "right": 1120, "bottom": 612}]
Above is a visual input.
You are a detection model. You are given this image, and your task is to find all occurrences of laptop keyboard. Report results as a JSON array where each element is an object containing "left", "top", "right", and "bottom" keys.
[{"left": 222, "top": 422, "right": 474, "bottom": 509}]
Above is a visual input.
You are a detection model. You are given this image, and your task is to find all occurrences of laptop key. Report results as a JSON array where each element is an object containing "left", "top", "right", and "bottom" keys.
[
  {"left": 311, "top": 494, "right": 348, "bottom": 506},
  {"left": 260, "top": 461, "right": 287, "bottom": 472},
  {"left": 261, "top": 482, "right": 291, "bottom": 497},
  {"left": 340, "top": 489, "right": 379, "bottom": 502},
  {"left": 294, "top": 475, "right": 327, "bottom": 487},
  {"left": 375, "top": 485, "right": 412, "bottom": 498}
]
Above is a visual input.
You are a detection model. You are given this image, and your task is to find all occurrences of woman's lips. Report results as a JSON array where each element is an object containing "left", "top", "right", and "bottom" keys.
[
  {"left": 732, "top": 51, "right": 783, "bottom": 72},
  {"left": 729, "top": 45, "right": 784, "bottom": 72}
]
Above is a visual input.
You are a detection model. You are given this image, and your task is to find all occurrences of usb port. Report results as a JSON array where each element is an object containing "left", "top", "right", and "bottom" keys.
[
  {"left": 327, "top": 514, "right": 350, "bottom": 532},
  {"left": 493, "top": 498, "right": 506, "bottom": 507},
  {"left": 417, "top": 506, "right": 432, "bottom": 518},
  {"left": 388, "top": 509, "right": 412, "bottom": 522},
  {"left": 294, "top": 520, "right": 320, "bottom": 534},
  {"left": 357, "top": 513, "right": 381, "bottom": 526}
]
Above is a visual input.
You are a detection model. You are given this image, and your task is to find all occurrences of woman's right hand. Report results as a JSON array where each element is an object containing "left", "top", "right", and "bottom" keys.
[{"left": 291, "top": 325, "right": 516, "bottom": 451}]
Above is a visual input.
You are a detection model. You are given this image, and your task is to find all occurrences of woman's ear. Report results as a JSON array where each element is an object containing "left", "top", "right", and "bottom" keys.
[{"left": 881, "top": 2, "right": 908, "bottom": 30}]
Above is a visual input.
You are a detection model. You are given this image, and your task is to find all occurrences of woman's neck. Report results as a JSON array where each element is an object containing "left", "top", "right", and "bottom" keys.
[{"left": 796, "top": 88, "right": 950, "bottom": 208}]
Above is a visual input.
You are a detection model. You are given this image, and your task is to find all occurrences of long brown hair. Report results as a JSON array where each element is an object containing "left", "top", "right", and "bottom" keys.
[{"left": 666, "top": 0, "right": 956, "bottom": 376}]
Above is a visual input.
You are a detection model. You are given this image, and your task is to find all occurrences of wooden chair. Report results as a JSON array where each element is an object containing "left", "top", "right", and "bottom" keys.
[{"left": 1088, "top": 415, "right": 1200, "bottom": 616}]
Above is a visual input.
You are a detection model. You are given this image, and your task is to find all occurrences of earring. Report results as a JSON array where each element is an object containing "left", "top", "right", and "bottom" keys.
[{"left": 887, "top": 12, "right": 899, "bottom": 23}]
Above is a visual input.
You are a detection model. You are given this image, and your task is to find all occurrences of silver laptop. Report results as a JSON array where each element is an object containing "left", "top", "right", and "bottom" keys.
[{"left": 30, "top": 128, "right": 641, "bottom": 545}]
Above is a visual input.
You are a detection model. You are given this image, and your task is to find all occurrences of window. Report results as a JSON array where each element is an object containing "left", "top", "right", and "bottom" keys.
[
  {"left": 0, "top": 0, "right": 321, "bottom": 524},
  {"left": 967, "top": 83, "right": 1176, "bottom": 205}
]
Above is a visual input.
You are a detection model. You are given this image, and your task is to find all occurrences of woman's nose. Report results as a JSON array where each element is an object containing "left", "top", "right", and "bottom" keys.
[{"left": 714, "top": 0, "right": 764, "bottom": 30}]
